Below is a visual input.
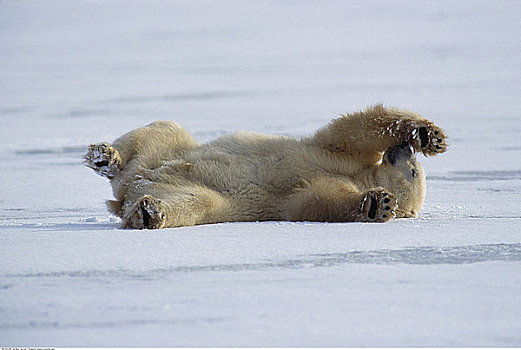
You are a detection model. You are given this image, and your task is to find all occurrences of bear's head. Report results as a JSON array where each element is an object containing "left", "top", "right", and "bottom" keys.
[{"left": 376, "top": 143, "right": 426, "bottom": 218}]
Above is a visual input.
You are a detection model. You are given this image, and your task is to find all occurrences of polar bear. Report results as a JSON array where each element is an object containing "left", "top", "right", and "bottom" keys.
[{"left": 84, "top": 105, "right": 447, "bottom": 229}]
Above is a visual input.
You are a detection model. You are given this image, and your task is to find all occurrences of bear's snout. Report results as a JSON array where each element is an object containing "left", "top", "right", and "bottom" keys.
[{"left": 384, "top": 143, "right": 413, "bottom": 165}]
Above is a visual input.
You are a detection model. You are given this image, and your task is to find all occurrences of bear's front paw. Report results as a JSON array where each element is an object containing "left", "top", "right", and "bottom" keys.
[
  {"left": 413, "top": 123, "right": 447, "bottom": 156},
  {"left": 123, "top": 196, "right": 166, "bottom": 229},
  {"left": 360, "top": 188, "right": 397, "bottom": 223},
  {"left": 84, "top": 142, "right": 121, "bottom": 179}
]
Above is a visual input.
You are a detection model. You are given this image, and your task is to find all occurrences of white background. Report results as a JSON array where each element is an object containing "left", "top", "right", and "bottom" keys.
[{"left": 1, "top": 0, "right": 520, "bottom": 346}]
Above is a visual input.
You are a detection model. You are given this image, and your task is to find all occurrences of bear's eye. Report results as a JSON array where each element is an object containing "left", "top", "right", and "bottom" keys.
[{"left": 411, "top": 169, "right": 417, "bottom": 178}]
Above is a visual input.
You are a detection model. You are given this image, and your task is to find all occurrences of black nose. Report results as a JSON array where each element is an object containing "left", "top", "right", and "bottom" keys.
[{"left": 385, "top": 143, "right": 413, "bottom": 165}]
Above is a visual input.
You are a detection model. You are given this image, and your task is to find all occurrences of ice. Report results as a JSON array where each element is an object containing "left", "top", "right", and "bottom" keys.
[{"left": 1, "top": 0, "right": 521, "bottom": 347}]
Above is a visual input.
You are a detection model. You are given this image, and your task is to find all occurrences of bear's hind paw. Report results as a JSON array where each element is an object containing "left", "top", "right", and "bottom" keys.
[
  {"left": 360, "top": 188, "right": 397, "bottom": 223},
  {"left": 123, "top": 196, "right": 166, "bottom": 229},
  {"left": 84, "top": 142, "right": 121, "bottom": 179}
]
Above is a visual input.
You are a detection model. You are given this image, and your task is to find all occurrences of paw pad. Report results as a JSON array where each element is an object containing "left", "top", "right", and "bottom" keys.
[
  {"left": 84, "top": 143, "right": 121, "bottom": 179},
  {"left": 413, "top": 124, "right": 447, "bottom": 156},
  {"left": 362, "top": 188, "right": 398, "bottom": 222},
  {"left": 125, "top": 196, "right": 166, "bottom": 229}
]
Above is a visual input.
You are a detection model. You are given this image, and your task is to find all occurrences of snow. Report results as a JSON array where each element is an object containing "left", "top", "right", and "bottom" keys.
[{"left": 1, "top": 0, "right": 521, "bottom": 346}]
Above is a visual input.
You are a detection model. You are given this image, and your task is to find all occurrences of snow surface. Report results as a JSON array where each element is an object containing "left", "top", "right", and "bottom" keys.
[{"left": 1, "top": 0, "right": 521, "bottom": 347}]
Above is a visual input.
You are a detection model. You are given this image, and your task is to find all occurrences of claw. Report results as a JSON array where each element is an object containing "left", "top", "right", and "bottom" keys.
[{"left": 84, "top": 143, "right": 121, "bottom": 179}]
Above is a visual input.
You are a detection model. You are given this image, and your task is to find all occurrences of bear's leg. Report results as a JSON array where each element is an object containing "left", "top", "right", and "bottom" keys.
[
  {"left": 84, "top": 142, "right": 122, "bottom": 179},
  {"left": 284, "top": 178, "right": 397, "bottom": 223},
  {"left": 84, "top": 121, "right": 199, "bottom": 178},
  {"left": 311, "top": 105, "right": 447, "bottom": 164},
  {"left": 121, "top": 183, "right": 230, "bottom": 229}
]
